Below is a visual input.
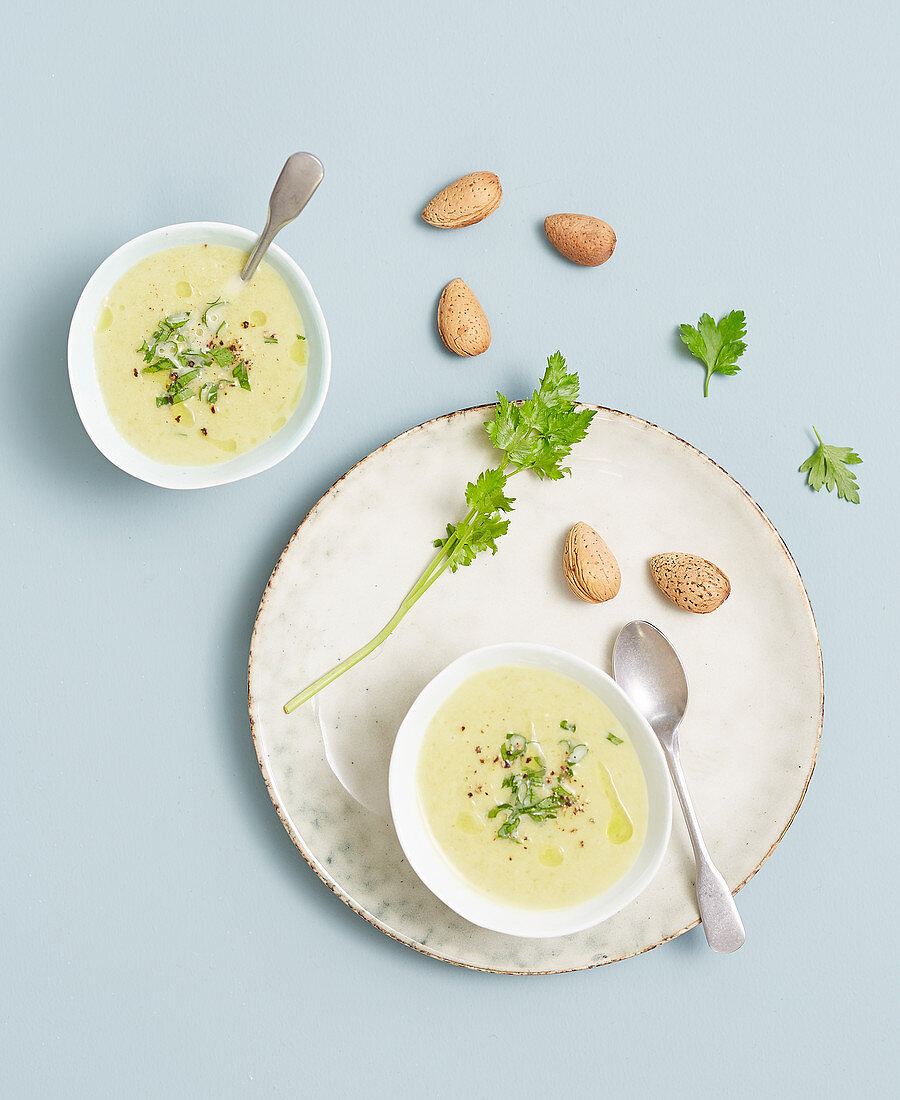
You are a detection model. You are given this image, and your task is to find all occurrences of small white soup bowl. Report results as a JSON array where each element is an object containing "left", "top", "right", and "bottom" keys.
[
  {"left": 68, "top": 222, "right": 331, "bottom": 489},
  {"left": 389, "top": 642, "right": 672, "bottom": 938}
]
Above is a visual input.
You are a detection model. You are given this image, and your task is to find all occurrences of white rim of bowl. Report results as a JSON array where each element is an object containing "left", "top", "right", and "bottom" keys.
[
  {"left": 388, "top": 642, "right": 673, "bottom": 939},
  {"left": 67, "top": 221, "right": 331, "bottom": 490}
]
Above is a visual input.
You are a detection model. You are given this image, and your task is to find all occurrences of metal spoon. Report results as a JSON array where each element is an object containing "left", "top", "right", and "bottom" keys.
[
  {"left": 613, "top": 621, "right": 746, "bottom": 953},
  {"left": 241, "top": 152, "right": 324, "bottom": 283}
]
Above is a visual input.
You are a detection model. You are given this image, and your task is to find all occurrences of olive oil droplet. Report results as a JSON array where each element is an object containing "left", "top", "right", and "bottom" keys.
[
  {"left": 454, "top": 811, "right": 484, "bottom": 835},
  {"left": 597, "top": 761, "right": 634, "bottom": 844},
  {"left": 539, "top": 847, "right": 565, "bottom": 867}
]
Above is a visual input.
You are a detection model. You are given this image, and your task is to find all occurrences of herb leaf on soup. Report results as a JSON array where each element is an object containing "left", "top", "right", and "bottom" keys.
[
  {"left": 232, "top": 360, "right": 251, "bottom": 391},
  {"left": 209, "top": 345, "right": 235, "bottom": 368},
  {"left": 201, "top": 298, "right": 223, "bottom": 327}
]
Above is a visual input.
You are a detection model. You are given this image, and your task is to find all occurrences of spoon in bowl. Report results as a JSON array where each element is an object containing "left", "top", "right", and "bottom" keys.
[
  {"left": 240, "top": 152, "right": 324, "bottom": 283},
  {"left": 613, "top": 620, "right": 746, "bottom": 953}
]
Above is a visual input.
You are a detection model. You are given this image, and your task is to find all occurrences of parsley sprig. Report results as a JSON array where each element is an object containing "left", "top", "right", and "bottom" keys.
[
  {"left": 800, "top": 427, "right": 862, "bottom": 504},
  {"left": 679, "top": 310, "right": 747, "bottom": 397},
  {"left": 284, "top": 353, "right": 595, "bottom": 712}
]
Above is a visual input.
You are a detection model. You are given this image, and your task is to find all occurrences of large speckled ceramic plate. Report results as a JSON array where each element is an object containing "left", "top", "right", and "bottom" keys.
[{"left": 248, "top": 406, "right": 823, "bottom": 973}]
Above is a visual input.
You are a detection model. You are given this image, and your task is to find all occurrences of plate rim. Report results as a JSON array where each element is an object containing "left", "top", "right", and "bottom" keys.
[{"left": 247, "top": 403, "right": 824, "bottom": 974}]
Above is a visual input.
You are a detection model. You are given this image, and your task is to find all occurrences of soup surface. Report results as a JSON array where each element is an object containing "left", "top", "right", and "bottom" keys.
[
  {"left": 416, "top": 665, "right": 649, "bottom": 909},
  {"left": 94, "top": 244, "right": 308, "bottom": 465}
]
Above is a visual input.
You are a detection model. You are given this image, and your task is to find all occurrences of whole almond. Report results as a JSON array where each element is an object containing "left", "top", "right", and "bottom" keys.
[
  {"left": 649, "top": 553, "right": 731, "bottom": 614},
  {"left": 437, "top": 278, "right": 491, "bottom": 356},
  {"left": 563, "top": 522, "right": 621, "bottom": 603},
  {"left": 544, "top": 213, "right": 616, "bottom": 266},
  {"left": 422, "top": 172, "right": 502, "bottom": 228}
]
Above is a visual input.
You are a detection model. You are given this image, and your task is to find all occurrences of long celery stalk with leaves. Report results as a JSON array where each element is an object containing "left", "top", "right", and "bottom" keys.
[{"left": 284, "top": 353, "right": 595, "bottom": 714}]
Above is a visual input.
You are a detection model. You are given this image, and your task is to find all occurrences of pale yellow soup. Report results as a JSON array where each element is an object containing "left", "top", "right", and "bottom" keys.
[
  {"left": 93, "top": 244, "right": 308, "bottom": 465},
  {"left": 416, "top": 666, "right": 649, "bottom": 909}
]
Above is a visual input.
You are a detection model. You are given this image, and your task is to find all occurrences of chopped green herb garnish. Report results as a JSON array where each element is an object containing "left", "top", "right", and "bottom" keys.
[
  {"left": 156, "top": 387, "right": 194, "bottom": 407},
  {"left": 178, "top": 352, "right": 211, "bottom": 370},
  {"left": 232, "top": 360, "right": 251, "bottom": 391},
  {"left": 296, "top": 333, "right": 305, "bottom": 340},
  {"left": 137, "top": 304, "right": 257, "bottom": 412},
  {"left": 560, "top": 720, "right": 576, "bottom": 732},
  {"left": 606, "top": 732, "right": 624, "bottom": 746},
  {"left": 558, "top": 739, "right": 587, "bottom": 766},
  {"left": 264, "top": 335, "right": 278, "bottom": 344},
  {"left": 201, "top": 298, "right": 224, "bottom": 327},
  {"left": 172, "top": 369, "right": 201, "bottom": 390},
  {"left": 209, "top": 346, "right": 235, "bottom": 368},
  {"left": 490, "top": 736, "right": 588, "bottom": 841},
  {"left": 499, "top": 734, "right": 527, "bottom": 762},
  {"left": 284, "top": 353, "right": 595, "bottom": 713}
]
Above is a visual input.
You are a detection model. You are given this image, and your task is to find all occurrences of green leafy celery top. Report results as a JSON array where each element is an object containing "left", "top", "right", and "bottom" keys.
[{"left": 284, "top": 353, "right": 595, "bottom": 713}]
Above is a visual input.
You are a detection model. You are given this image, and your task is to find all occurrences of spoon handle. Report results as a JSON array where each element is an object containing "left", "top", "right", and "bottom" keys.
[
  {"left": 664, "top": 739, "right": 746, "bottom": 954},
  {"left": 241, "top": 152, "right": 324, "bottom": 282}
]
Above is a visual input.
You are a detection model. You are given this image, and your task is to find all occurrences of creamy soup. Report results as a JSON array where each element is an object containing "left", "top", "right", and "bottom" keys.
[
  {"left": 94, "top": 244, "right": 308, "bottom": 465},
  {"left": 416, "top": 666, "right": 648, "bottom": 909}
]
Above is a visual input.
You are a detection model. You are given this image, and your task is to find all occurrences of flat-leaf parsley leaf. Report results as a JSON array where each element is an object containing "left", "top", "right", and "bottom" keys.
[
  {"left": 679, "top": 310, "right": 747, "bottom": 397},
  {"left": 799, "top": 427, "right": 862, "bottom": 503}
]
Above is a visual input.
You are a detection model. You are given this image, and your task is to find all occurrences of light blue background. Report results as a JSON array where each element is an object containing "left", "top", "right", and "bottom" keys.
[{"left": 2, "top": 1, "right": 896, "bottom": 1095}]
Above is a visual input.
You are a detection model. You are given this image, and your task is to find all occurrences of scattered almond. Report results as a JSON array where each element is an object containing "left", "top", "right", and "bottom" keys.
[
  {"left": 422, "top": 172, "right": 502, "bottom": 228},
  {"left": 649, "top": 553, "right": 731, "bottom": 614},
  {"left": 544, "top": 213, "right": 616, "bottom": 266},
  {"left": 563, "top": 522, "right": 621, "bottom": 603},
  {"left": 437, "top": 278, "right": 491, "bottom": 356}
]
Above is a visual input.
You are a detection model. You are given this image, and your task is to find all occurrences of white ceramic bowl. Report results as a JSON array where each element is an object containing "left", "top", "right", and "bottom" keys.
[
  {"left": 68, "top": 222, "right": 331, "bottom": 489},
  {"left": 389, "top": 643, "right": 672, "bottom": 938}
]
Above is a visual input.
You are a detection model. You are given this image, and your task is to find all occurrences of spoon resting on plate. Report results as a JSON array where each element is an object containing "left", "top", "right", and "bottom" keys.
[
  {"left": 613, "top": 620, "right": 746, "bottom": 954},
  {"left": 240, "top": 152, "right": 324, "bottom": 283}
]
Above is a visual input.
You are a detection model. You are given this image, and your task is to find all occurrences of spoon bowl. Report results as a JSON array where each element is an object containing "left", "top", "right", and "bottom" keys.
[{"left": 613, "top": 621, "right": 688, "bottom": 740}]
